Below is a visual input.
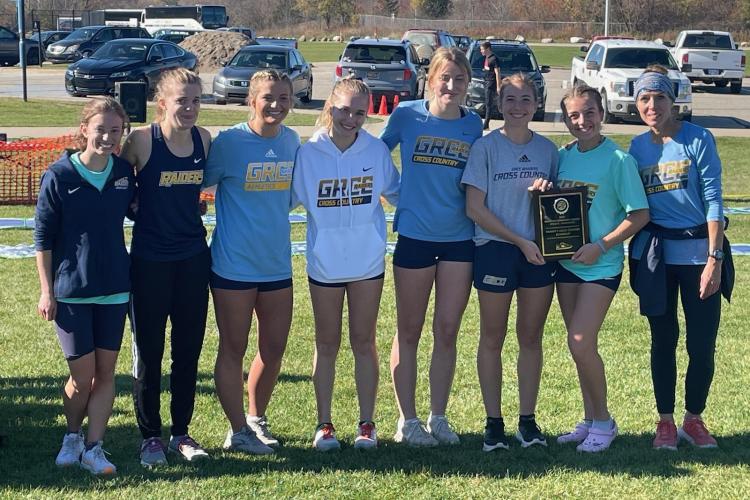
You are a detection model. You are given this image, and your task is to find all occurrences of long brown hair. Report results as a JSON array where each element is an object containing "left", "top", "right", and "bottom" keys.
[{"left": 74, "top": 97, "right": 129, "bottom": 151}]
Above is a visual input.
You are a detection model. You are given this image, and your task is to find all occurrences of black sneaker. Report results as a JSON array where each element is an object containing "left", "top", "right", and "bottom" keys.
[
  {"left": 483, "top": 417, "right": 509, "bottom": 452},
  {"left": 516, "top": 417, "right": 548, "bottom": 447}
]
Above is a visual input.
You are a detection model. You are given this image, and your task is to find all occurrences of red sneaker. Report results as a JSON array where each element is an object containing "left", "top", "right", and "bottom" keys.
[
  {"left": 678, "top": 417, "right": 718, "bottom": 448},
  {"left": 653, "top": 419, "right": 678, "bottom": 450}
]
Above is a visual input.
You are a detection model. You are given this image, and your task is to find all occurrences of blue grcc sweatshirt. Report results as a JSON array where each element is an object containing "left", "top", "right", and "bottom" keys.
[{"left": 34, "top": 151, "right": 135, "bottom": 299}]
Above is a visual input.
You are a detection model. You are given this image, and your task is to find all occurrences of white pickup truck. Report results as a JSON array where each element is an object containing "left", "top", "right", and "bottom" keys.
[
  {"left": 668, "top": 30, "right": 745, "bottom": 93},
  {"left": 571, "top": 39, "right": 692, "bottom": 123}
]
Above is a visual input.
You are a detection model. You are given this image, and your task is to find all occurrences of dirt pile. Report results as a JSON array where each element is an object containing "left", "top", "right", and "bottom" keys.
[{"left": 180, "top": 31, "right": 257, "bottom": 73}]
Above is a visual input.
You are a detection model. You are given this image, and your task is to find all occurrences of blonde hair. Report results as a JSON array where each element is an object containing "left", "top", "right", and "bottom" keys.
[
  {"left": 74, "top": 97, "right": 129, "bottom": 151},
  {"left": 245, "top": 69, "right": 294, "bottom": 109},
  {"left": 154, "top": 68, "right": 202, "bottom": 123},
  {"left": 560, "top": 83, "right": 603, "bottom": 117},
  {"left": 498, "top": 73, "right": 538, "bottom": 103},
  {"left": 427, "top": 47, "right": 472, "bottom": 100},
  {"left": 317, "top": 76, "right": 371, "bottom": 131}
]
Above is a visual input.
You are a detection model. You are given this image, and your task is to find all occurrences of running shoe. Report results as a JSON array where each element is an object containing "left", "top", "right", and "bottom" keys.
[
  {"left": 678, "top": 417, "right": 718, "bottom": 449},
  {"left": 313, "top": 423, "right": 341, "bottom": 452},
  {"left": 394, "top": 418, "right": 439, "bottom": 447},
  {"left": 557, "top": 422, "right": 590, "bottom": 445},
  {"left": 427, "top": 414, "right": 460, "bottom": 445},
  {"left": 483, "top": 417, "right": 510, "bottom": 452},
  {"left": 80, "top": 442, "right": 116, "bottom": 476},
  {"left": 140, "top": 437, "right": 168, "bottom": 467},
  {"left": 55, "top": 430, "right": 84, "bottom": 467},
  {"left": 653, "top": 419, "right": 678, "bottom": 451},
  {"left": 169, "top": 434, "right": 209, "bottom": 462},
  {"left": 247, "top": 415, "right": 279, "bottom": 447},
  {"left": 516, "top": 417, "right": 548, "bottom": 447},
  {"left": 223, "top": 426, "right": 275, "bottom": 455},
  {"left": 577, "top": 420, "right": 618, "bottom": 453},
  {"left": 354, "top": 421, "right": 378, "bottom": 450}
]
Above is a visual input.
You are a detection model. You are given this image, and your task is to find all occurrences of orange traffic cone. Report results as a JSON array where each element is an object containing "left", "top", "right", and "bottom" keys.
[
  {"left": 392, "top": 94, "right": 400, "bottom": 110},
  {"left": 367, "top": 94, "right": 374, "bottom": 114},
  {"left": 377, "top": 95, "right": 388, "bottom": 116}
]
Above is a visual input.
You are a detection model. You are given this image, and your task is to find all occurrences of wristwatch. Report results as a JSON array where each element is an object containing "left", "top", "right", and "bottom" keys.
[{"left": 708, "top": 249, "right": 724, "bottom": 261}]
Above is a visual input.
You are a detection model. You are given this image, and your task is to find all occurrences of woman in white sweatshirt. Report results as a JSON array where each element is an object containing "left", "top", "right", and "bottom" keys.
[{"left": 292, "top": 77, "right": 400, "bottom": 452}]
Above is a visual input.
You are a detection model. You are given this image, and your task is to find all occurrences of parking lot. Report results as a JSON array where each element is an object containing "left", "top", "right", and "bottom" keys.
[{"left": 3, "top": 63, "right": 750, "bottom": 134}]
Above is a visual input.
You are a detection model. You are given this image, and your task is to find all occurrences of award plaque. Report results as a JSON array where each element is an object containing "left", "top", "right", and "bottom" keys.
[{"left": 532, "top": 187, "right": 589, "bottom": 261}]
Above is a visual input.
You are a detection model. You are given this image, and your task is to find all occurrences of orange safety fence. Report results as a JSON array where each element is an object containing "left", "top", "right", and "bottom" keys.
[
  {"left": 0, "top": 135, "right": 216, "bottom": 205},
  {"left": 0, "top": 135, "right": 77, "bottom": 205}
]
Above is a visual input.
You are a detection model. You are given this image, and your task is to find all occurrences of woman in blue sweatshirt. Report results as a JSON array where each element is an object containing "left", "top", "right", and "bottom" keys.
[
  {"left": 629, "top": 66, "right": 728, "bottom": 450},
  {"left": 35, "top": 98, "right": 134, "bottom": 475}
]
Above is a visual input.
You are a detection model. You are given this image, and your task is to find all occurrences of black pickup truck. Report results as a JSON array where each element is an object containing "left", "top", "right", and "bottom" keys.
[{"left": 0, "top": 26, "right": 41, "bottom": 66}]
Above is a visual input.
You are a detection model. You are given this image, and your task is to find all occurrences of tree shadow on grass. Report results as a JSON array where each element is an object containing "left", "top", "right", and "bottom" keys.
[{"left": 1, "top": 375, "right": 749, "bottom": 490}]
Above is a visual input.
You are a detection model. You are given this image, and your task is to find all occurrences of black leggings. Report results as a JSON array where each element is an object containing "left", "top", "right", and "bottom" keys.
[
  {"left": 130, "top": 249, "right": 210, "bottom": 439},
  {"left": 484, "top": 85, "right": 497, "bottom": 127},
  {"left": 647, "top": 263, "right": 721, "bottom": 415}
]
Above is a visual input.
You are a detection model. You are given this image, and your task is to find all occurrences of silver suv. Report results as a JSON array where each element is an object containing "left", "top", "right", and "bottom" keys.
[{"left": 335, "top": 39, "right": 427, "bottom": 113}]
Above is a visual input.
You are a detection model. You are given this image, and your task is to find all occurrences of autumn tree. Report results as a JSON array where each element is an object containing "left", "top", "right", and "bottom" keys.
[{"left": 412, "top": 0, "right": 453, "bottom": 18}]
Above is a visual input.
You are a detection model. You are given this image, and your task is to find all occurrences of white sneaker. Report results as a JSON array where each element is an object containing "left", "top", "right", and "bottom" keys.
[
  {"left": 223, "top": 426, "right": 274, "bottom": 455},
  {"left": 354, "top": 421, "right": 378, "bottom": 450},
  {"left": 394, "top": 418, "right": 438, "bottom": 447},
  {"left": 169, "top": 434, "right": 209, "bottom": 462},
  {"left": 577, "top": 420, "right": 618, "bottom": 453},
  {"left": 313, "top": 423, "right": 341, "bottom": 452},
  {"left": 557, "top": 422, "right": 590, "bottom": 445},
  {"left": 55, "top": 431, "right": 84, "bottom": 467},
  {"left": 79, "top": 442, "right": 116, "bottom": 476},
  {"left": 427, "top": 414, "right": 460, "bottom": 445},
  {"left": 247, "top": 415, "right": 279, "bottom": 447}
]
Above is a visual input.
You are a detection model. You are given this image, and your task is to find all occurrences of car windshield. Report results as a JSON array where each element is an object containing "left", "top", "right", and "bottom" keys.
[
  {"left": 230, "top": 50, "right": 287, "bottom": 69},
  {"left": 342, "top": 45, "right": 407, "bottom": 64},
  {"left": 65, "top": 28, "right": 98, "bottom": 41},
  {"left": 92, "top": 42, "right": 149, "bottom": 60},
  {"left": 470, "top": 48, "right": 538, "bottom": 72},
  {"left": 605, "top": 48, "right": 678, "bottom": 69},
  {"left": 404, "top": 33, "right": 435, "bottom": 48},
  {"left": 682, "top": 34, "right": 733, "bottom": 49}
]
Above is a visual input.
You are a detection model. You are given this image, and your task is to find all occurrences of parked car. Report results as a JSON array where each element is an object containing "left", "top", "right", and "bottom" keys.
[
  {"left": 0, "top": 26, "right": 41, "bottom": 65},
  {"left": 335, "top": 38, "right": 427, "bottom": 112},
  {"left": 213, "top": 45, "right": 312, "bottom": 104},
  {"left": 451, "top": 34, "right": 473, "bottom": 52},
  {"left": 64, "top": 39, "right": 197, "bottom": 97},
  {"left": 223, "top": 26, "right": 256, "bottom": 40},
  {"left": 571, "top": 39, "right": 692, "bottom": 122},
  {"left": 30, "top": 30, "right": 71, "bottom": 50},
  {"left": 256, "top": 37, "right": 297, "bottom": 49},
  {"left": 401, "top": 29, "right": 456, "bottom": 62},
  {"left": 153, "top": 28, "right": 205, "bottom": 44},
  {"left": 465, "top": 39, "right": 549, "bottom": 121},
  {"left": 46, "top": 25, "right": 151, "bottom": 63},
  {"left": 669, "top": 30, "right": 745, "bottom": 93}
]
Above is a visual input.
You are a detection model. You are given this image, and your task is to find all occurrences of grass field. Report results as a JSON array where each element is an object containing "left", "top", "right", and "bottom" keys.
[{"left": 1, "top": 126, "right": 750, "bottom": 496}]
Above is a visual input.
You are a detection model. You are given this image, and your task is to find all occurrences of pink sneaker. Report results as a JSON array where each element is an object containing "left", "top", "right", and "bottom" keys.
[
  {"left": 678, "top": 417, "right": 718, "bottom": 449},
  {"left": 653, "top": 419, "right": 678, "bottom": 450},
  {"left": 576, "top": 420, "right": 617, "bottom": 453},
  {"left": 557, "top": 422, "right": 589, "bottom": 445}
]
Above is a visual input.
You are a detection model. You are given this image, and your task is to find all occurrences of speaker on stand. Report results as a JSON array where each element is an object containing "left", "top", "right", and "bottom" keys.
[{"left": 115, "top": 81, "right": 147, "bottom": 123}]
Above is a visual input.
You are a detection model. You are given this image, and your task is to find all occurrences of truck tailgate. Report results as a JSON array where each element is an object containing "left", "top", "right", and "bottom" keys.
[{"left": 682, "top": 49, "right": 743, "bottom": 70}]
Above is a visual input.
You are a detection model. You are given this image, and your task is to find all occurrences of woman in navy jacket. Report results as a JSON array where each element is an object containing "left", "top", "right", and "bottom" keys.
[{"left": 35, "top": 97, "right": 134, "bottom": 476}]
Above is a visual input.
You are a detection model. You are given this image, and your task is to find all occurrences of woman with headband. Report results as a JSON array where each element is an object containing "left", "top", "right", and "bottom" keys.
[{"left": 628, "top": 65, "right": 733, "bottom": 451}]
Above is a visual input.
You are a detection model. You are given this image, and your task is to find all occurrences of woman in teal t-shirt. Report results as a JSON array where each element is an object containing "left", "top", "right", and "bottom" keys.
[{"left": 553, "top": 84, "right": 649, "bottom": 452}]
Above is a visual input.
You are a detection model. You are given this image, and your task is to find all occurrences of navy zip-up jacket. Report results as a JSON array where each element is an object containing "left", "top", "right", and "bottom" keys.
[{"left": 34, "top": 152, "right": 135, "bottom": 299}]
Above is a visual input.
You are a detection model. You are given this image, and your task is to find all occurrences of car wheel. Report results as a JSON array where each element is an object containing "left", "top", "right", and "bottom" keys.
[
  {"left": 26, "top": 50, "right": 40, "bottom": 65},
  {"left": 601, "top": 91, "right": 617, "bottom": 124},
  {"left": 730, "top": 81, "right": 742, "bottom": 94},
  {"left": 80, "top": 50, "right": 92, "bottom": 59},
  {"left": 533, "top": 108, "right": 545, "bottom": 122},
  {"left": 714, "top": 80, "right": 728, "bottom": 88},
  {"left": 300, "top": 77, "right": 312, "bottom": 103}
]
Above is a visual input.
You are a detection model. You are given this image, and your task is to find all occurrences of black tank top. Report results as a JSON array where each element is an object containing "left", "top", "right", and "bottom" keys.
[{"left": 131, "top": 123, "right": 207, "bottom": 261}]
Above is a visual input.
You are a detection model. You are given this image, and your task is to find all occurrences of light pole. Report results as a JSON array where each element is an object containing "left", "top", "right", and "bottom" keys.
[{"left": 604, "top": 0, "right": 610, "bottom": 36}]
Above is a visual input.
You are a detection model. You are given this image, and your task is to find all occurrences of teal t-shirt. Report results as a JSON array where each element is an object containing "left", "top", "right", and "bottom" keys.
[
  {"left": 58, "top": 152, "right": 130, "bottom": 305},
  {"left": 556, "top": 138, "right": 648, "bottom": 281}
]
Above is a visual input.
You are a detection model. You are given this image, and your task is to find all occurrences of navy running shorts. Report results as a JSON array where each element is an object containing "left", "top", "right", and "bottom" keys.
[
  {"left": 392, "top": 235, "right": 474, "bottom": 269},
  {"left": 555, "top": 264, "right": 621, "bottom": 292},
  {"left": 209, "top": 271, "right": 292, "bottom": 292},
  {"left": 54, "top": 302, "right": 128, "bottom": 360},
  {"left": 473, "top": 240, "right": 556, "bottom": 293}
]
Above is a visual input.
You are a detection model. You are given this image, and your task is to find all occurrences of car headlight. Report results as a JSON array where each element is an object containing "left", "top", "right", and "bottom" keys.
[
  {"left": 678, "top": 82, "right": 691, "bottom": 98},
  {"left": 65, "top": 44, "right": 79, "bottom": 53},
  {"left": 65, "top": 68, "right": 73, "bottom": 77},
  {"left": 611, "top": 81, "right": 628, "bottom": 98},
  {"left": 110, "top": 71, "right": 131, "bottom": 78},
  {"left": 214, "top": 75, "right": 227, "bottom": 84}
]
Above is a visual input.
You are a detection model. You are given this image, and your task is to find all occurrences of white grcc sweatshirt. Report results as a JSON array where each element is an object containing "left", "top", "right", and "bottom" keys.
[{"left": 292, "top": 128, "right": 400, "bottom": 283}]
